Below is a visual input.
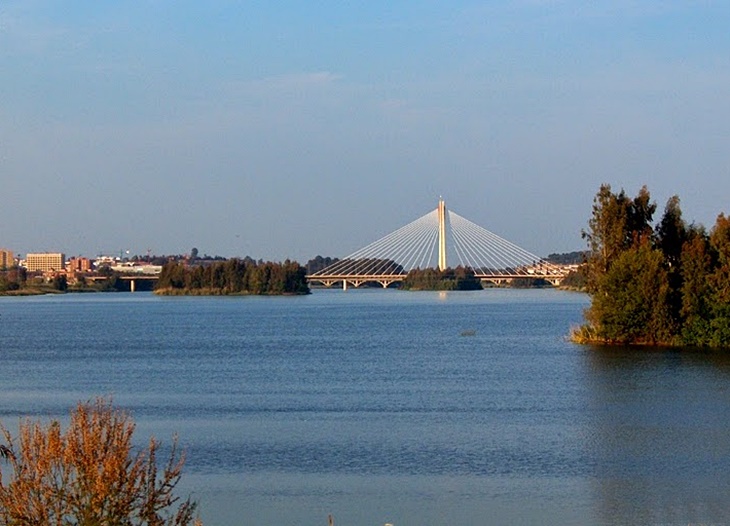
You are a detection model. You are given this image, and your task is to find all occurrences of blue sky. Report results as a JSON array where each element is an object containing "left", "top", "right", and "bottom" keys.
[{"left": 2, "top": 1, "right": 729, "bottom": 261}]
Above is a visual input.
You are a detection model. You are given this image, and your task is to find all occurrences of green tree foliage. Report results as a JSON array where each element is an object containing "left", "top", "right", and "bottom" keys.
[
  {"left": 656, "top": 195, "right": 687, "bottom": 267},
  {"left": 305, "top": 256, "right": 339, "bottom": 274},
  {"left": 155, "top": 259, "right": 309, "bottom": 295},
  {"left": 576, "top": 185, "right": 730, "bottom": 348},
  {"left": 333, "top": 258, "right": 405, "bottom": 275},
  {"left": 582, "top": 184, "right": 656, "bottom": 293},
  {"left": 655, "top": 195, "right": 687, "bottom": 324},
  {"left": 51, "top": 275, "right": 68, "bottom": 291},
  {"left": 706, "top": 214, "right": 730, "bottom": 346},
  {"left": 402, "top": 267, "right": 482, "bottom": 290},
  {"left": 508, "top": 277, "right": 551, "bottom": 289},
  {"left": 680, "top": 226, "right": 713, "bottom": 345},
  {"left": 546, "top": 251, "right": 587, "bottom": 265},
  {"left": 560, "top": 267, "right": 587, "bottom": 290},
  {"left": 0, "top": 269, "right": 26, "bottom": 293},
  {"left": 585, "top": 241, "right": 672, "bottom": 344},
  {"left": 94, "top": 271, "right": 125, "bottom": 292}
]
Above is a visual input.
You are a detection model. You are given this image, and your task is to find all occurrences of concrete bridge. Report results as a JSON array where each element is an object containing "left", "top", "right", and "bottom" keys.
[{"left": 85, "top": 274, "right": 159, "bottom": 292}]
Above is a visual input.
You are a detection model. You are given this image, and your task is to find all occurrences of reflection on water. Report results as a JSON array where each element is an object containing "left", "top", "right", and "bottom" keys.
[{"left": 583, "top": 345, "right": 730, "bottom": 525}]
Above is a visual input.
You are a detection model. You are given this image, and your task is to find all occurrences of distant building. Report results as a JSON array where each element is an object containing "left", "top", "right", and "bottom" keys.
[
  {"left": 110, "top": 263, "right": 162, "bottom": 274},
  {"left": 25, "top": 253, "right": 65, "bottom": 272},
  {"left": 95, "top": 256, "right": 119, "bottom": 268},
  {"left": 67, "top": 257, "right": 93, "bottom": 272},
  {"left": 0, "top": 249, "right": 13, "bottom": 270}
]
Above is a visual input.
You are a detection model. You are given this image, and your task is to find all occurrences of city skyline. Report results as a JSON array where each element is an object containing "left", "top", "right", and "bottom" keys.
[{"left": 2, "top": 2, "right": 730, "bottom": 262}]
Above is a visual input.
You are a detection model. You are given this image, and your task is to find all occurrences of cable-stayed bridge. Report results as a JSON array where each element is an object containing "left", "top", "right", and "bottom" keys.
[{"left": 308, "top": 199, "right": 570, "bottom": 289}]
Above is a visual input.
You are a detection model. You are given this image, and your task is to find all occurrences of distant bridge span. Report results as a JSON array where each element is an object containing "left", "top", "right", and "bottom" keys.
[
  {"left": 85, "top": 274, "right": 158, "bottom": 292},
  {"left": 307, "top": 199, "right": 570, "bottom": 289}
]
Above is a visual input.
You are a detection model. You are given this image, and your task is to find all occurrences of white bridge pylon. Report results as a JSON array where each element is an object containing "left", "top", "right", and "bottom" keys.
[{"left": 308, "top": 199, "right": 568, "bottom": 288}]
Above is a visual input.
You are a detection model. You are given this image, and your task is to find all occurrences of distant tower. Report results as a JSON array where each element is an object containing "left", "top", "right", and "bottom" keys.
[{"left": 438, "top": 198, "right": 447, "bottom": 271}]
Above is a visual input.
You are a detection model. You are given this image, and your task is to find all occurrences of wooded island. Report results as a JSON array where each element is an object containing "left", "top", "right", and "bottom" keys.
[
  {"left": 401, "top": 267, "right": 483, "bottom": 290},
  {"left": 573, "top": 184, "right": 730, "bottom": 348},
  {"left": 154, "top": 259, "right": 309, "bottom": 295}
]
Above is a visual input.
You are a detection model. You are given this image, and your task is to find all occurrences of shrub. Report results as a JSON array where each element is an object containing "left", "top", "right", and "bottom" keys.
[{"left": 0, "top": 398, "right": 201, "bottom": 525}]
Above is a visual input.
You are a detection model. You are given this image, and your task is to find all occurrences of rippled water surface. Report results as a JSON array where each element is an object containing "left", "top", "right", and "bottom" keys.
[{"left": 2, "top": 289, "right": 730, "bottom": 525}]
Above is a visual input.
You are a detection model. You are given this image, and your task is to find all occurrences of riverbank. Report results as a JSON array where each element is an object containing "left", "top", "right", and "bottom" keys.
[
  {"left": 0, "top": 287, "right": 64, "bottom": 296},
  {"left": 154, "top": 286, "right": 310, "bottom": 296},
  {"left": 0, "top": 285, "right": 121, "bottom": 297}
]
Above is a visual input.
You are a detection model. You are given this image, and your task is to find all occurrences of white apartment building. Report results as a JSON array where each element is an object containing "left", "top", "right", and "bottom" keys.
[{"left": 25, "top": 253, "right": 65, "bottom": 272}]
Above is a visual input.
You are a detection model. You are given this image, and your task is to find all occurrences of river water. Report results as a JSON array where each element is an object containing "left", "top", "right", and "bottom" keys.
[{"left": 2, "top": 289, "right": 730, "bottom": 525}]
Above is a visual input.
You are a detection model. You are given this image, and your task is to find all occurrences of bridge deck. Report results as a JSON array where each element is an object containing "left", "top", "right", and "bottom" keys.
[{"left": 307, "top": 271, "right": 569, "bottom": 288}]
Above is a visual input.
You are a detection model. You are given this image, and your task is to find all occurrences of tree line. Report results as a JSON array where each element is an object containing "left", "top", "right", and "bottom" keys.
[
  {"left": 305, "top": 255, "right": 339, "bottom": 274},
  {"left": 574, "top": 184, "right": 730, "bottom": 347},
  {"left": 155, "top": 259, "right": 310, "bottom": 295},
  {"left": 0, "top": 268, "right": 26, "bottom": 293},
  {"left": 402, "top": 267, "right": 483, "bottom": 290},
  {"left": 0, "top": 267, "right": 127, "bottom": 294}
]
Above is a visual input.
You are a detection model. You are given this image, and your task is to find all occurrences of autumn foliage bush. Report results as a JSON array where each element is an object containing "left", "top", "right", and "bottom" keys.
[{"left": 0, "top": 398, "right": 201, "bottom": 525}]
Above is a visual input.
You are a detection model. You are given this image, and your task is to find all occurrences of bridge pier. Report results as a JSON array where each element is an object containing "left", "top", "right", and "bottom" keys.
[
  {"left": 130, "top": 279, "right": 136, "bottom": 292},
  {"left": 438, "top": 198, "right": 447, "bottom": 271}
]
